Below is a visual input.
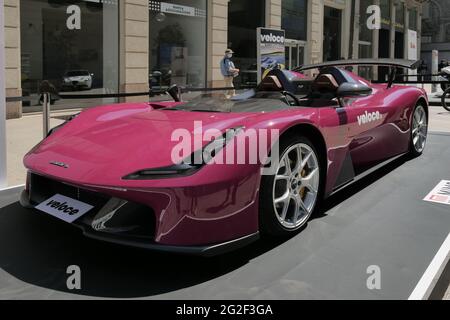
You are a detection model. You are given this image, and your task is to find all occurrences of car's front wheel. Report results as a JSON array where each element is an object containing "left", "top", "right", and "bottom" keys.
[
  {"left": 409, "top": 104, "right": 428, "bottom": 157},
  {"left": 259, "top": 135, "right": 323, "bottom": 236}
]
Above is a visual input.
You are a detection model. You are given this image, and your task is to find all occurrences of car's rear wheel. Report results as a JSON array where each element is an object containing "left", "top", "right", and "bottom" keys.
[
  {"left": 409, "top": 104, "right": 428, "bottom": 157},
  {"left": 259, "top": 135, "right": 323, "bottom": 236}
]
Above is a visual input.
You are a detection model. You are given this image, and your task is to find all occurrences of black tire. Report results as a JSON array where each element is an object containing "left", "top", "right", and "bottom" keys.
[
  {"left": 442, "top": 87, "right": 450, "bottom": 112},
  {"left": 409, "top": 103, "right": 428, "bottom": 157},
  {"left": 259, "top": 134, "right": 324, "bottom": 236}
]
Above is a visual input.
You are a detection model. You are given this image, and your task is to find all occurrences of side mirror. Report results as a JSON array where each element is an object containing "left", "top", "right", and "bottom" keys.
[
  {"left": 336, "top": 82, "right": 372, "bottom": 98},
  {"left": 90, "top": 73, "right": 94, "bottom": 77},
  {"left": 166, "top": 84, "right": 182, "bottom": 102}
]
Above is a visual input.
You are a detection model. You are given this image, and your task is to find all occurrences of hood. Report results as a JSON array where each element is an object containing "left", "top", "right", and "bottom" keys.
[{"left": 24, "top": 103, "right": 254, "bottom": 185}]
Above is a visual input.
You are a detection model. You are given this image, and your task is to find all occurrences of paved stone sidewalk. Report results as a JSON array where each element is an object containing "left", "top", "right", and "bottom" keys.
[{"left": 5, "top": 110, "right": 76, "bottom": 186}]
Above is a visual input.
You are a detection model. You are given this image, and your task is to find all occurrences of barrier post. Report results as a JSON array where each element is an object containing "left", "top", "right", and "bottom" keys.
[
  {"left": 42, "top": 93, "right": 50, "bottom": 138},
  {"left": 432, "top": 50, "right": 438, "bottom": 93},
  {"left": 0, "top": 0, "right": 7, "bottom": 188}
]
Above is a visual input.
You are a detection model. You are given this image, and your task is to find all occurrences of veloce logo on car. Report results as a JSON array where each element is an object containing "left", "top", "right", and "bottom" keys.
[{"left": 357, "top": 111, "right": 383, "bottom": 126}]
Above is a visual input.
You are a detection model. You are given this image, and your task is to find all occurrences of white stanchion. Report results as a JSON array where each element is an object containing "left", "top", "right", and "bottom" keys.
[
  {"left": 0, "top": 0, "right": 7, "bottom": 188},
  {"left": 432, "top": 50, "right": 438, "bottom": 93}
]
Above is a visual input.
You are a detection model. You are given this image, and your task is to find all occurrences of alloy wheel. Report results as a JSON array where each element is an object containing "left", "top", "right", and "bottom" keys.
[
  {"left": 412, "top": 105, "right": 428, "bottom": 153},
  {"left": 272, "top": 143, "right": 320, "bottom": 229}
]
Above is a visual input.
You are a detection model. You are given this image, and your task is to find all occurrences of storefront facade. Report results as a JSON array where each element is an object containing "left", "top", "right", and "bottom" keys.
[
  {"left": 351, "top": 0, "right": 422, "bottom": 81},
  {"left": 3, "top": 0, "right": 424, "bottom": 119},
  {"left": 421, "top": 0, "right": 450, "bottom": 69},
  {"left": 149, "top": 0, "right": 207, "bottom": 88}
]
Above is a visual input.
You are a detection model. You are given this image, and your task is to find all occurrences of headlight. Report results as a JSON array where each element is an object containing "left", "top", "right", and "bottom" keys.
[
  {"left": 187, "top": 126, "right": 244, "bottom": 165},
  {"left": 123, "top": 127, "right": 244, "bottom": 180},
  {"left": 122, "top": 163, "right": 201, "bottom": 180},
  {"left": 64, "top": 78, "right": 70, "bottom": 83}
]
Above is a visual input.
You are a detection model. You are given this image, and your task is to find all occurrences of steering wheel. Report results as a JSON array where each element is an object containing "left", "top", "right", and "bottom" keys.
[{"left": 282, "top": 91, "right": 301, "bottom": 106}]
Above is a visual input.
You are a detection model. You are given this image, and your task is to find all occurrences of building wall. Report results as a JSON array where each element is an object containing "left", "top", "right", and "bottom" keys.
[
  {"left": 267, "top": 0, "right": 282, "bottom": 29},
  {"left": 207, "top": 0, "right": 228, "bottom": 88},
  {"left": 1, "top": 0, "right": 427, "bottom": 119},
  {"left": 421, "top": 0, "right": 450, "bottom": 66},
  {"left": 120, "top": 0, "right": 149, "bottom": 101},
  {"left": 4, "top": 0, "right": 21, "bottom": 119},
  {"left": 309, "top": 0, "right": 322, "bottom": 64}
]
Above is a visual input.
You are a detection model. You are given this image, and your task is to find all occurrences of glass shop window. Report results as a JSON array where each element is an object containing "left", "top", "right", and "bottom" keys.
[
  {"left": 282, "top": 0, "right": 307, "bottom": 41},
  {"left": 20, "top": 0, "right": 119, "bottom": 97},
  {"left": 228, "top": 0, "right": 266, "bottom": 87},
  {"left": 149, "top": 0, "right": 207, "bottom": 89}
]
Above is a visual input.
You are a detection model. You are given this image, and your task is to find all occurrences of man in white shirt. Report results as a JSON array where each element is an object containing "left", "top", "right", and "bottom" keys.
[{"left": 220, "top": 49, "right": 240, "bottom": 98}]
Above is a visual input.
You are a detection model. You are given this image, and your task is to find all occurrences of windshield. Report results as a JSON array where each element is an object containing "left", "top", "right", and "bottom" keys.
[
  {"left": 166, "top": 93, "right": 293, "bottom": 113},
  {"left": 65, "top": 71, "right": 90, "bottom": 77}
]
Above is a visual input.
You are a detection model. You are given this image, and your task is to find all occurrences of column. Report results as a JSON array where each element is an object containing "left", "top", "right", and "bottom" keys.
[
  {"left": 403, "top": 3, "right": 409, "bottom": 60},
  {"left": 341, "top": 0, "right": 353, "bottom": 59},
  {"left": 416, "top": 2, "right": 422, "bottom": 60},
  {"left": 308, "top": 0, "right": 323, "bottom": 65},
  {"left": 266, "top": 0, "right": 282, "bottom": 29},
  {"left": 103, "top": 1, "right": 119, "bottom": 93},
  {"left": 389, "top": 0, "right": 396, "bottom": 59},
  {"left": 1, "top": 0, "right": 6, "bottom": 187},
  {"left": 4, "top": 0, "right": 21, "bottom": 119},
  {"left": 119, "top": 0, "right": 149, "bottom": 101},
  {"left": 207, "top": 0, "right": 228, "bottom": 88},
  {"left": 372, "top": 0, "right": 380, "bottom": 79},
  {"left": 352, "top": 0, "right": 361, "bottom": 60}
]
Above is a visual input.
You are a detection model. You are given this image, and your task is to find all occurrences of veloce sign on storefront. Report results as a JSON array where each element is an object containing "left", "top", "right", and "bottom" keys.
[{"left": 256, "top": 28, "right": 286, "bottom": 83}]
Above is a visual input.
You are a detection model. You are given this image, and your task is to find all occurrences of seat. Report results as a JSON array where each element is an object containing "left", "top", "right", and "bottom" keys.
[
  {"left": 312, "top": 73, "right": 339, "bottom": 92},
  {"left": 310, "top": 73, "right": 339, "bottom": 100},
  {"left": 258, "top": 75, "right": 284, "bottom": 91}
]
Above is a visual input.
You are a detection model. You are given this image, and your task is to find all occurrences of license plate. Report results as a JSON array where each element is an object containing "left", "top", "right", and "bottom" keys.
[{"left": 35, "top": 194, "right": 94, "bottom": 223}]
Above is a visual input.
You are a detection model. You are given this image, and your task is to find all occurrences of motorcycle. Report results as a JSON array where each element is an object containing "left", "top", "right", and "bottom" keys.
[
  {"left": 440, "top": 66, "right": 450, "bottom": 111},
  {"left": 439, "top": 66, "right": 450, "bottom": 92}
]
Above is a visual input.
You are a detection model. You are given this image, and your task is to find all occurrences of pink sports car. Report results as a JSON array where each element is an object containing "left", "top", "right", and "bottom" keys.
[{"left": 20, "top": 59, "right": 429, "bottom": 256}]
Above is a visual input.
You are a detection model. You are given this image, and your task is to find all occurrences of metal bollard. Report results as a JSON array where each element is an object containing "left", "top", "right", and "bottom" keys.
[{"left": 42, "top": 92, "right": 50, "bottom": 138}]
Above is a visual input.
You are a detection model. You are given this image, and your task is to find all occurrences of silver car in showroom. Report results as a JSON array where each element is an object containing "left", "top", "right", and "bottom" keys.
[{"left": 62, "top": 70, "right": 93, "bottom": 91}]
